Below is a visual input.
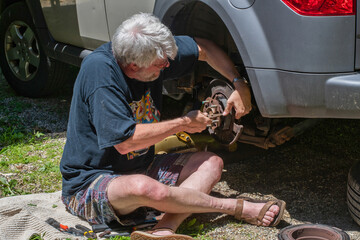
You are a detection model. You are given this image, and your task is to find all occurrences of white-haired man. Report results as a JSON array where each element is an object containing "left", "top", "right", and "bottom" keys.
[{"left": 60, "top": 13, "right": 285, "bottom": 240}]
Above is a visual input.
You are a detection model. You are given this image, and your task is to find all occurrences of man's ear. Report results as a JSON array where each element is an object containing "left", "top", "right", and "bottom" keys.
[{"left": 129, "top": 63, "right": 140, "bottom": 72}]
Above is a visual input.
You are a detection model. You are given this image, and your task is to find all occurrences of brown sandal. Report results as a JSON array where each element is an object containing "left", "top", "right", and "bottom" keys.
[
  {"left": 234, "top": 198, "right": 286, "bottom": 227},
  {"left": 130, "top": 228, "right": 193, "bottom": 240}
]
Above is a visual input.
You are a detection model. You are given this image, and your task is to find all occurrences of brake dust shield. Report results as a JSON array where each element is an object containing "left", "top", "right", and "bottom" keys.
[
  {"left": 278, "top": 224, "right": 350, "bottom": 240},
  {"left": 201, "top": 79, "right": 243, "bottom": 145}
]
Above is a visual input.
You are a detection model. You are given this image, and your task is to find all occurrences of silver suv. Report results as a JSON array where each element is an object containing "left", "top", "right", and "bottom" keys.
[{"left": 0, "top": 0, "right": 359, "bottom": 225}]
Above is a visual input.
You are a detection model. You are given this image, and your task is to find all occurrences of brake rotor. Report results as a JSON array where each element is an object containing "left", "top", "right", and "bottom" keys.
[
  {"left": 202, "top": 79, "right": 243, "bottom": 145},
  {"left": 278, "top": 224, "right": 350, "bottom": 240}
]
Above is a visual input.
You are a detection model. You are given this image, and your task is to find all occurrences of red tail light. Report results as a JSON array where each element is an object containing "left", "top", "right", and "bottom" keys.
[{"left": 281, "top": 0, "right": 355, "bottom": 16}]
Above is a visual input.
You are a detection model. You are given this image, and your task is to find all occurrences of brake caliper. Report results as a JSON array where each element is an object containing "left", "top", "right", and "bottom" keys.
[{"left": 201, "top": 79, "right": 243, "bottom": 145}]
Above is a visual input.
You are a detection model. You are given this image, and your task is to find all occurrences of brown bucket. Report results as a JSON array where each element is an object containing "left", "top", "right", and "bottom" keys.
[{"left": 278, "top": 224, "right": 350, "bottom": 240}]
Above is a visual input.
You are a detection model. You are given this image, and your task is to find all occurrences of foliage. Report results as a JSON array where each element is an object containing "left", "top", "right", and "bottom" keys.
[
  {"left": 177, "top": 218, "right": 212, "bottom": 239},
  {"left": 29, "top": 233, "right": 46, "bottom": 240},
  {"left": 0, "top": 176, "right": 18, "bottom": 196}
]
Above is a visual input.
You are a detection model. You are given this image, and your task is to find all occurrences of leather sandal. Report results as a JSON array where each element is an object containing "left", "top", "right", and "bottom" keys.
[
  {"left": 130, "top": 228, "right": 193, "bottom": 240},
  {"left": 234, "top": 198, "right": 286, "bottom": 227}
]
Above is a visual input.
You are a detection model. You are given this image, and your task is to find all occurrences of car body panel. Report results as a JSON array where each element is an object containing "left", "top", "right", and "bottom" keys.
[
  {"left": 105, "top": 0, "right": 156, "bottom": 38},
  {"left": 248, "top": 68, "right": 360, "bottom": 118},
  {"left": 5, "top": 0, "right": 360, "bottom": 118},
  {"left": 39, "top": 0, "right": 156, "bottom": 50},
  {"left": 155, "top": 0, "right": 355, "bottom": 73},
  {"left": 154, "top": 0, "right": 359, "bottom": 118},
  {"left": 356, "top": 0, "right": 360, "bottom": 70},
  {"left": 76, "top": 0, "right": 109, "bottom": 48},
  {"left": 40, "top": 0, "right": 85, "bottom": 48},
  {"left": 229, "top": 0, "right": 255, "bottom": 9}
]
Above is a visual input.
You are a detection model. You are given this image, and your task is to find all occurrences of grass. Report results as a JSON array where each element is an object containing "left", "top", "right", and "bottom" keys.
[
  {"left": 0, "top": 69, "right": 69, "bottom": 196},
  {"left": 0, "top": 135, "right": 64, "bottom": 195}
]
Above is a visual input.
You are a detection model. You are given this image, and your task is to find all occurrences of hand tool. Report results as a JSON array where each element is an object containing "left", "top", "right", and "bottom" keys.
[
  {"left": 75, "top": 224, "right": 97, "bottom": 238},
  {"left": 45, "top": 218, "right": 83, "bottom": 236},
  {"left": 45, "top": 218, "right": 68, "bottom": 231},
  {"left": 45, "top": 218, "right": 69, "bottom": 232}
]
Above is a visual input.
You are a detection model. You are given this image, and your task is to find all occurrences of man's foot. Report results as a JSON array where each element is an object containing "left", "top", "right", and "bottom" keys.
[{"left": 234, "top": 198, "right": 286, "bottom": 227}]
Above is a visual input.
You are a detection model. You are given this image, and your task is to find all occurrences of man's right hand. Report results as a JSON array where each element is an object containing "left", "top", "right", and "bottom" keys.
[{"left": 182, "top": 110, "right": 212, "bottom": 133}]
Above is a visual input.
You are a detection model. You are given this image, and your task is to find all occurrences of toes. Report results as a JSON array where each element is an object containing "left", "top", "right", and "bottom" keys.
[
  {"left": 260, "top": 203, "right": 280, "bottom": 226},
  {"left": 269, "top": 204, "right": 280, "bottom": 215},
  {"left": 264, "top": 215, "right": 274, "bottom": 222},
  {"left": 260, "top": 215, "right": 274, "bottom": 226}
]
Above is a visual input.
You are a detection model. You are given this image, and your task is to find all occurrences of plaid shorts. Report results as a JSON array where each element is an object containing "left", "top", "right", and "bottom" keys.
[{"left": 62, "top": 152, "right": 193, "bottom": 225}]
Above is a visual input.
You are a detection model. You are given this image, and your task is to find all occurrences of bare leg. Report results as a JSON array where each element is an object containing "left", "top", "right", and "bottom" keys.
[
  {"left": 152, "top": 152, "right": 225, "bottom": 232},
  {"left": 107, "top": 152, "right": 280, "bottom": 236}
]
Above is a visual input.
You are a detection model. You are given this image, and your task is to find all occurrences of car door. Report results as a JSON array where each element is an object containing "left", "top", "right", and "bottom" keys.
[
  {"left": 105, "top": 0, "right": 156, "bottom": 37},
  {"left": 40, "top": 0, "right": 108, "bottom": 50}
]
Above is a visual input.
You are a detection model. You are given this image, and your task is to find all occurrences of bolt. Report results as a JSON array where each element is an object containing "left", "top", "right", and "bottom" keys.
[{"left": 202, "top": 100, "right": 209, "bottom": 104}]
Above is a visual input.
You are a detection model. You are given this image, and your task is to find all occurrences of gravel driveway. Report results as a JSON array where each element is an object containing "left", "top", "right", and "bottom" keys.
[
  {"left": 1, "top": 68, "right": 360, "bottom": 239},
  {"left": 204, "top": 119, "right": 360, "bottom": 239}
]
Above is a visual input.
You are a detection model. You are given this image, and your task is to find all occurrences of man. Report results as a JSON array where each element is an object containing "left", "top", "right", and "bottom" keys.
[{"left": 60, "top": 13, "right": 285, "bottom": 239}]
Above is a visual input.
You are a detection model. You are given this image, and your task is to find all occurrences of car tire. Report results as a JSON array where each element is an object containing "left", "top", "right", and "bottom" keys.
[
  {"left": 0, "top": 2, "right": 69, "bottom": 97},
  {"left": 347, "top": 160, "right": 360, "bottom": 226}
]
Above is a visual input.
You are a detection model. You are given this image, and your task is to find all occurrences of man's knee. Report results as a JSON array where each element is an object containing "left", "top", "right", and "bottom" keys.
[
  {"left": 129, "top": 175, "right": 170, "bottom": 202},
  {"left": 206, "top": 153, "right": 224, "bottom": 181},
  {"left": 193, "top": 152, "right": 224, "bottom": 181}
]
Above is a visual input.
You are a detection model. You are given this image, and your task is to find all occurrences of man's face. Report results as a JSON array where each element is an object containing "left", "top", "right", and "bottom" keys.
[{"left": 136, "top": 58, "right": 169, "bottom": 82}]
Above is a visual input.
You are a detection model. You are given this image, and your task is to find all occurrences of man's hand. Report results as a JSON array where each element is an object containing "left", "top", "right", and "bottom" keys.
[
  {"left": 223, "top": 81, "right": 252, "bottom": 119},
  {"left": 182, "top": 110, "right": 212, "bottom": 133},
  {"left": 194, "top": 38, "right": 252, "bottom": 119}
]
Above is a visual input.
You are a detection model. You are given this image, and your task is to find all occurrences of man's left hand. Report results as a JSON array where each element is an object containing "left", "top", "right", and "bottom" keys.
[{"left": 223, "top": 82, "right": 252, "bottom": 119}]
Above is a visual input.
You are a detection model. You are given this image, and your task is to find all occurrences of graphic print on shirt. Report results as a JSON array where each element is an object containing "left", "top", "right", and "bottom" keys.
[{"left": 127, "top": 89, "right": 160, "bottom": 160}]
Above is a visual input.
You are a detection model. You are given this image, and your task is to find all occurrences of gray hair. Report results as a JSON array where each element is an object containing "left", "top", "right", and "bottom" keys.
[{"left": 112, "top": 13, "right": 178, "bottom": 68}]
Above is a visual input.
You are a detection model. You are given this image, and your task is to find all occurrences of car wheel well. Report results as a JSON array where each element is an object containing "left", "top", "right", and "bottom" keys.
[
  {"left": 0, "top": 0, "right": 23, "bottom": 14},
  {"left": 169, "top": 2, "right": 246, "bottom": 80}
]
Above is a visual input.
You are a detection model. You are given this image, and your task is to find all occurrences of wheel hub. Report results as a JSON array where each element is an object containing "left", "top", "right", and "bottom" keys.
[{"left": 5, "top": 21, "right": 40, "bottom": 81}]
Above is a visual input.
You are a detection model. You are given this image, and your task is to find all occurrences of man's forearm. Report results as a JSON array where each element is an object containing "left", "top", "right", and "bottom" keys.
[
  {"left": 114, "top": 117, "right": 188, "bottom": 154},
  {"left": 195, "top": 37, "right": 239, "bottom": 82}
]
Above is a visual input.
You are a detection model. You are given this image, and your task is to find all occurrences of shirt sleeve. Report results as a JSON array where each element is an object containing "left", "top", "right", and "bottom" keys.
[
  {"left": 88, "top": 86, "right": 136, "bottom": 150},
  {"left": 162, "top": 35, "right": 199, "bottom": 80}
]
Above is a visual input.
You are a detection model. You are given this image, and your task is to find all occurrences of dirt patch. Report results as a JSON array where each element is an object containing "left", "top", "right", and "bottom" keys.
[{"left": 200, "top": 119, "right": 360, "bottom": 239}]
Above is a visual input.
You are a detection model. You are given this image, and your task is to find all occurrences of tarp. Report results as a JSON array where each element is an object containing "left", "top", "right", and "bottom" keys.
[{"left": 0, "top": 191, "right": 89, "bottom": 240}]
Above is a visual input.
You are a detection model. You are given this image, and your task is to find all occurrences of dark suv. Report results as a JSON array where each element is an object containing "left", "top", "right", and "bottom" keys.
[{"left": 1, "top": 0, "right": 360, "bottom": 226}]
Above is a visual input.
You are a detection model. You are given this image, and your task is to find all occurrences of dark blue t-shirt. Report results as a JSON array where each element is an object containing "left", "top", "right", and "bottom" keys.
[{"left": 60, "top": 36, "right": 199, "bottom": 197}]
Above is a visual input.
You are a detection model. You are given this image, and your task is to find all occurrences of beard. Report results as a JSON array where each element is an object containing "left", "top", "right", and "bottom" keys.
[{"left": 137, "top": 70, "right": 161, "bottom": 82}]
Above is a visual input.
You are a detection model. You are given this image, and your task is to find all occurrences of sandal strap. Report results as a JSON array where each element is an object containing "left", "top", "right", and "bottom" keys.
[
  {"left": 234, "top": 198, "right": 279, "bottom": 226},
  {"left": 256, "top": 200, "right": 276, "bottom": 225},
  {"left": 234, "top": 199, "right": 244, "bottom": 220}
]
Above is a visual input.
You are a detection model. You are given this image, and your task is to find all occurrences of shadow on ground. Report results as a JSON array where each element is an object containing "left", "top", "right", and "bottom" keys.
[{"left": 199, "top": 118, "right": 360, "bottom": 237}]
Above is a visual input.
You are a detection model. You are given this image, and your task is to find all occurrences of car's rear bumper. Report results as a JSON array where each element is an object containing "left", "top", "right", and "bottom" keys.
[{"left": 248, "top": 68, "right": 360, "bottom": 118}]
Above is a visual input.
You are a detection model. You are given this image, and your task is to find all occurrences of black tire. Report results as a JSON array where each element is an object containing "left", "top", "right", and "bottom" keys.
[
  {"left": 0, "top": 2, "right": 69, "bottom": 97},
  {"left": 347, "top": 160, "right": 360, "bottom": 226}
]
